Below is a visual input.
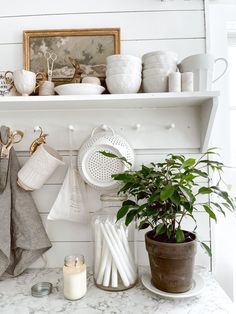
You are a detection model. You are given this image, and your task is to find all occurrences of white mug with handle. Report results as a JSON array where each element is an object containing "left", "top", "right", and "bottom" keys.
[
  {"left": 18, "top": 144, "right": 64, "bottom": 190},
  {"left": 178, "top": 54, "right": 228, "bottom": 91}
]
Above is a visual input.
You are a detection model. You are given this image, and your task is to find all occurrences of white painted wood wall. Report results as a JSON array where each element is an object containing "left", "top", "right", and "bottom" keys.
[{"left": 0, "top": 0, "right": 211, "bottom": 268}]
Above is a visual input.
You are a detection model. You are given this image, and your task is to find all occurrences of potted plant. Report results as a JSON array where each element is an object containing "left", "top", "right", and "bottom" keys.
[{"left": 101, "top": 149, "right": 235, "bottom": 293}]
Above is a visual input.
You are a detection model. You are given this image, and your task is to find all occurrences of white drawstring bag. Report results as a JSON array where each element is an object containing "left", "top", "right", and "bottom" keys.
[
  {"left": 48, "top": 165, "right": 89, "bottom": 223},
  {"left": 47, "top": 129, "right": 90, "bottom": 224}
]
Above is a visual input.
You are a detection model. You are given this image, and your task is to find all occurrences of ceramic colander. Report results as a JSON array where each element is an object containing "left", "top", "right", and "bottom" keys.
[{"left": 77, "top": 125, "right": 134, "bottom": 190}]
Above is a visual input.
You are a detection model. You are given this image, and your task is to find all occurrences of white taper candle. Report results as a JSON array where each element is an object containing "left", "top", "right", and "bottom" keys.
[{"left": 100, "top": 222, "right": 130, "bottom": 287}]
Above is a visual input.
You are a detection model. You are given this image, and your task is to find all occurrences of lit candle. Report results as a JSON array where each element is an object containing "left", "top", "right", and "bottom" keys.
[{"left": 63, "top": 255, "right": 87, "bottom": 300}]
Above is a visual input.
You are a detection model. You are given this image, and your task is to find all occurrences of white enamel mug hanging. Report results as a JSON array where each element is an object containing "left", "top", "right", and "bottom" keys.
[{"left": 77, "top": 125, "right": 134, "bottom": 190}]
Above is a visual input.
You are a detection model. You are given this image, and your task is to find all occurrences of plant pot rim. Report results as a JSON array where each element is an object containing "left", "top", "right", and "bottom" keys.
[{"left": 145, "top": 230, "right": 197, "bottom": 246}]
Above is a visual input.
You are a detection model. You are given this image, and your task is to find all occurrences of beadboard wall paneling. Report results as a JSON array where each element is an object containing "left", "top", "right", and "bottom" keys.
[
  {"left": 0, "top": 39, "right": 205, "bottom": 70},
  {"left": 41, "top": 212, "right": 210, "bottom": 242},
  {"left": 1, "top": 1, "right": 209, "bottom": 268},
  {"left": 18, "top": 153, "right": 208, "bottom": 185},
  {"left": 32, "top": 183, "right": 209, "bottom": 214},
  {"left": 0, "top": 11, "right": 204, "bottom": 45},
  {"left": 0, "top": 0, "right": 204, "bottom": 17},
  {"left": 31, "top": 241, "right": 211, "bottom": 268},
  {"left": 0, "top": 107, "right": 201, "bottom": 151}
]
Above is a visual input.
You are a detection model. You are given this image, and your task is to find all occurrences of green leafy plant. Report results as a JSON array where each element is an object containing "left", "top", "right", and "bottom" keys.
[{"left": 101, "top": 149, "right": 235, "bottom": 255}]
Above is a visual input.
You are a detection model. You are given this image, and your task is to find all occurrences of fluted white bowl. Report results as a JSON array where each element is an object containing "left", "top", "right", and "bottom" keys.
[
  {"left": 142, "top": 51, "right": 178, "bottom": 63},
  {"left": 106, "top": 66, "right": 141, "bottom": 77},
  {"left": 142, "top": 75, "right": 168, "bottom": 93},
  {"left": 106, "top": 74, "right": 141, "bottom": 94},
  {"left": 143, "top": 62, "right": 177, "bottom": 72},
  {"left": 106, "top": 62, "right": 142, "bottom": 73},
  {"left": 106, "top": 59, "right": 142, "bottom": 70},
  {"left": 107, "top": 54, "right": 141, "bottom": 64},
  {"left": 143, "top": 68, "right": 172, "bottom": 78}
]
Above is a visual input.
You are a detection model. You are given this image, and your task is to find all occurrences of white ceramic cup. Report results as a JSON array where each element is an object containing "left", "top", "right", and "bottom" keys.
[
  {"left": 11, "top": 69, "right": 37, "bottom": 96},
  {"left": 178, "top": 54, "right": 228, "bottom": 91},
  {"left": 18, "top": 144, "right": 64, "bottom": 190},
  {"left": 39, "top": 80, "right": 55, "bottom": 96},
  {"left": 0, "top": 71, "right": 17, "bottom": 96}
]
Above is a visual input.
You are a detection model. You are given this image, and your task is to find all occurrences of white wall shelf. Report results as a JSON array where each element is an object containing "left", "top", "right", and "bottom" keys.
[
  {"left": 0, "top": 91, "right": 218, "bottom": 111},
  {"left": 0, "top": 92, "right": 219, "bottom": 153}
]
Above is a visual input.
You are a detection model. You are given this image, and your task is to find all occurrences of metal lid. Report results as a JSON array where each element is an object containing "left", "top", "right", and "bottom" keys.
[{"left": 31, "top": 282, "right": 52, "bottom": 297}]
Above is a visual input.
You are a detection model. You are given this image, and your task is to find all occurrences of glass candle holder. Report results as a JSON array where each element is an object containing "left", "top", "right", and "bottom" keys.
[{"left": 63, "top": 255, "right": 87, "bottom": 300}]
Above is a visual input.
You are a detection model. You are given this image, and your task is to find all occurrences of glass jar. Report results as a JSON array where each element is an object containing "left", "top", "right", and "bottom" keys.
[
  {"left": 63, "top": 255, "right": 87, "bottom": 300},
  {"left": 92, "top": 194, "right": 138, "bottom": 291}
]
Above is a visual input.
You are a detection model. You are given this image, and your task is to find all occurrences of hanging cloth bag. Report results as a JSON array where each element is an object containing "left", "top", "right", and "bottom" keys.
[{"left": 47, "top": 129, "right": 89, "bottom": 224}]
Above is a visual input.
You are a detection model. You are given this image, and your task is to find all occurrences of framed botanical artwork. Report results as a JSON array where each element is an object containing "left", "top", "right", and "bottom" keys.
[{"left": 23, "top": 28, "right": 120, "bottom": 85}]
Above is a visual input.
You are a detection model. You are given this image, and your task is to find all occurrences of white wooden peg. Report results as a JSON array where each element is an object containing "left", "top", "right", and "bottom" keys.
[
  {"left": 34, "top": 125, "right": 42, "bottom": 132},
  {"left": 101, "top": 124, "right": 109, "bottom": 131},
  {"left": 68, "top": 125, "right": 75, "bottom": 131},
  {"left": 133, "top": 123, "right": 141, "bottom": 131},
  {"left": 167, "top": 123, "right": 176, "bottom": 130}
]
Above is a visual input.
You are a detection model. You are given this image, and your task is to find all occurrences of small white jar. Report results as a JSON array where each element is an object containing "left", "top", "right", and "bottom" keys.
[
  {"left": 63, "top": 255, "right": 87, "bottom": 300},
  {"left": 181, "top": 72, "right": 194, "bottom": 92},
  {"left": 168, "top": 72, "right": 181, "bottom": 92}
]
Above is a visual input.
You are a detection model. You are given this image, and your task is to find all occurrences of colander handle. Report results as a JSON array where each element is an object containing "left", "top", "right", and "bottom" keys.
[{"left": 90, "top": 125, "right": 115, "bottom": 138}]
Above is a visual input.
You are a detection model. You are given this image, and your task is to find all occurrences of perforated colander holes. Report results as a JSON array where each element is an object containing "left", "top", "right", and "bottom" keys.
[{"left": 87, "top": 152, "right": 122, "bottom": 182}]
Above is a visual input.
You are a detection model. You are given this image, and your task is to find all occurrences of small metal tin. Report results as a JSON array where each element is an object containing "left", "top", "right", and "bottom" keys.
[{"left": 31, "top": 282, "right": 52, "bottom": 297}]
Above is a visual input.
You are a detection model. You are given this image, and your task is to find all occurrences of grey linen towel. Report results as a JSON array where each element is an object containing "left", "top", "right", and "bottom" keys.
[{"left": 0, "top": 126, "right": 52, "bottom": 278}]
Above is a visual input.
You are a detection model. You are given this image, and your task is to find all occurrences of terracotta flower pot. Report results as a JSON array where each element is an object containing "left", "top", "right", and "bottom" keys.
[{"left": 145, "top": 230, "right": 197, "bottom": 293}]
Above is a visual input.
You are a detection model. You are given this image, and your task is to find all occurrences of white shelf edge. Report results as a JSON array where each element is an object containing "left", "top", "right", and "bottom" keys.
[
  {"left": 0, "top": 91, "right": 220, "bottom": 103},
  {"left": 0, "top": 91, "right": 220, "bottom": 112},
  {"left": 0, "top": 92, "right": 219, "bottom": 153}
]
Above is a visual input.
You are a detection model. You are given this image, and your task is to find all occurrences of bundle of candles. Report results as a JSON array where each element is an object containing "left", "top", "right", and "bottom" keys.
[{"left": 94, "top": 219, "right": 137, "bottom": 290}]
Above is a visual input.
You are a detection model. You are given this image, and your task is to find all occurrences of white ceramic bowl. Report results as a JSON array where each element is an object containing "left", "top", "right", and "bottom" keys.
[
  {"left": 107, "top": 54, "right": 141, "bottom": 64},
  {"left": 143, "top": 68, "right": 171, "bottom": 78},
  {"left": 106, "top": 66, "right": 141, "bottom": 77},
  {"left": 106, "top": 59, "right": 142, "bottom": 69},
  {"left": 106, "top": 62, "right": 142, "bottom": 72},
  {"left": 142, "top": 75, "right": 168, "bottom": 93},
  {"left": 143, "top": 62, "right": 177, "bottom": 72},
  {"left": 144, "top": 57, "right": 177, "bottom": 67},
  {"left": 55, "top": 83, "right": 105, "bottom": 95},
  {"left": 106, "top": 74, "right": 141, "bottom": 94},
  {"left": 142, "top": 51, "right": 178, "bottom": 63}
]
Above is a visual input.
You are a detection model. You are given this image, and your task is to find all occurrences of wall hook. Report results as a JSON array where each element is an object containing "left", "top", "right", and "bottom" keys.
[
  {"left": 30, "top": 126, "right": 48, "bottom": 155},
  {"left": 34, "top": 125, "right": 42, "bottom": 132},
  {"left": 101, "top": 124, "right": 109, "bottom": 131},
  {"left": 68, "top": 125, "right": 75, "bottom": 131},
  {"left": 167, "top": 123, "right": 176, "bottom": 130},
  {"left": 133, "top": 123, "right": 141, "bottom": 131}
]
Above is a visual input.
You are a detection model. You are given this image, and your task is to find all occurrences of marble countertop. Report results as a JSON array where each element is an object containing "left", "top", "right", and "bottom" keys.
[{"left": 0, "top": 267, "right": 235, "bottom": 314}]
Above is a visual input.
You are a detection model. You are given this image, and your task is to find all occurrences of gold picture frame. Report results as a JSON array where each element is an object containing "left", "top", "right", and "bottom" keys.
[{"left": 23, "top": 28, "right": 120, "bottom": 85}]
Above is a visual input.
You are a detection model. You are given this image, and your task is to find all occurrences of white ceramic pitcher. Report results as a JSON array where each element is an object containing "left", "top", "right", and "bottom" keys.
[{"left": 178, "top": 54, "right": 228, "bottom": 91}]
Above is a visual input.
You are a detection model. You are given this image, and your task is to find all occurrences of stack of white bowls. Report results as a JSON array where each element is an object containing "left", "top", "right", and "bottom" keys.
[
  {"left": 106, "top": 55, "right": 142, "bottom": 94},
  {"left": 142, "top": 51, "right": 178, "bottom": 93}
]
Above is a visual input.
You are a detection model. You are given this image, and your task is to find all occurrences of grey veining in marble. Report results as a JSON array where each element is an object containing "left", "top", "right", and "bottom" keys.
[{"left": 0, "top": 267, "right": 235, "bottom": 314}]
